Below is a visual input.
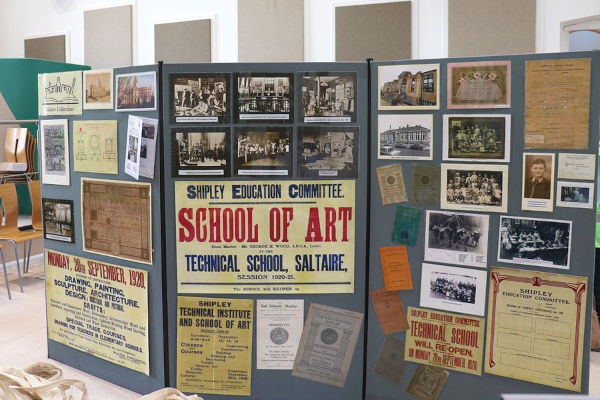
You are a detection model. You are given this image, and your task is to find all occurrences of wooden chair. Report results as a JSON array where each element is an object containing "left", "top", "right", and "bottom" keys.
[
  {"left": 0, "top": 183, "right": 42, "bottom": 292},
  {"left": 28, "top": 180, "right": 42, "bottom": 231}
]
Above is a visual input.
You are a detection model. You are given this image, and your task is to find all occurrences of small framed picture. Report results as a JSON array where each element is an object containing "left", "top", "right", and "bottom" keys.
[
  {"left": 171, "top": 128, "right": 230, "bottom": 177},
  {"left": 299, "top": 72, "right": 356, "bottom": 123},
  {"left": 83, "top": 69, "right": 113, "bottom": 110},
  {"left": 522, "top": 153, "right": 555, "bottom": 212},
  {"left": 556, "top": 181, "right": 594, "bottom": 209},
  {"left": 498, "top": 215, "right": 572, "bottom": 269},
  {"left": 443, "top": 114, "right": 510, "bottom": 162},
  {"left": 441, "top": 163, "right": 508, "bottom": 213},
  {"left": 378, "top": 64, "right": 440, "bottom": 110},
  {"left": 234, "top": 127, "right": 291, "bottom": 176},
  {"left": 170, "top": 73, "right": 229, "bottom": 123},
  {"left": 420, "top": 262, "right": 487, "bottom": 316},
  {"left": 115, "top": 71, "right": 157, "bottom": 112},
  {"left": 40, "top": 119, "right": 70, "bottom": 186},
  {"left": 43, "top": 198, "right": 74, "bottom": 243},
  {"left": 378, "top": 114, "right": 433, "bottom": 160},
  {"left": 447, "top": 60, "right": 511, "bottom": 109},
  {"left": 234, "top": 73, "right": 293, "bottom": 123},
  {"left": 297, "top": 126, "right": 358, "bottom": 178}
]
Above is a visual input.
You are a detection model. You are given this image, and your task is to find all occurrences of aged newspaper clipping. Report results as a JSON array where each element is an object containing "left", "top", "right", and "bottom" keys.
[
  {"left": 73, "top": 120, "right": 118, "bottom": 174},
  {"left": 524, "top": 58, "right": 591, "bottom": 149},
  {"left": 45, "top": 250, "right": 149, "bottom": 374},
  {"left": 175, "top": 180, "right": 355, "bottom": 294},
  {"left": 256, "top": 299, "right": 304, "bottom": 369},
  {"left": 292, "top": 303, "right": 363, "bottom": 387},
  {"left": 177, "top": 296, "right": 253, "bottom": 396},
  {"left": 82, "top": 178, "right": 152, "bottom": 264},
  {"left": 405, "top": 306, "right": 484, "bottom": 375},
  {"left": 485, "top": 267, "right": 587, "bottom": 392}
]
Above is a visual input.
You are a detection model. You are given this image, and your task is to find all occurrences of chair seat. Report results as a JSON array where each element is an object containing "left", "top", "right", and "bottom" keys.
[{"left": 0, "top": 230, "right": 43, "bottom": 243}]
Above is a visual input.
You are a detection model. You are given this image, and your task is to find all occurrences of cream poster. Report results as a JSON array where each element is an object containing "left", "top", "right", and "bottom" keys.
[
  {"left": 45, "top": 250, "right": 149, "bottom": 374},
  {"left": 175, "top": 181, "right": 355, "bottom": 294},
  {"left": 38, "top": 71, "right": 83, "bottom": 116},
  {"left": 73, "top": 120, "right": 118, "bottom": 174},
  {"left": 485, "top": 267, "right": 587, "bottom": 392}
]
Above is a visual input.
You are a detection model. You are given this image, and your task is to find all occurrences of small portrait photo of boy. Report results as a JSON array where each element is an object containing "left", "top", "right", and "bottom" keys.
[{"left": 522, "top": 153, "right": 555, "bottom": 212}]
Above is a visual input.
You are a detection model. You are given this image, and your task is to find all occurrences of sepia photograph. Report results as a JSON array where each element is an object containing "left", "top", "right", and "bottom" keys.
[
  {"left": 447, "top": 60, "right": 511, "bottom": 109},
  {"left": 424, "top": 210, "right": 489, "bottom": 268},
  {"left": 42, "top": 198, "right": 74, "bottom": 243},
  {"left": 378, "top": 64, "right": 439, "bottom": 110},
  {"left": 522, "top": 153, "right": 555, "bottom": 212},
  {"left": 235, "top": 74, "right": 293, "bottom": 122},
  {"left": 170, "top": 73, "right": 228, "bottom": 123},
  {"left": 378, "top": 114, "right": 433, "bottom": 160},
  {"left": 443, "top": 114, "right": 510, "bottom": 162},
  {"left": 40, "top": 119, "right": 70, "bottom": 186},
  {"left": 299, "top": 73, "right": 356, "bottom": 122},
  {"left": 83, "top": 69, "right": 113, "bottom": 110},
  {"left": 498, "top": 216, "right": 572, "bottom": 269},
  {"left": 420, "top": 263, "right": 487, "bottom": 316},
  {"left": 234, "top": 128, "right": 291, "bottom": 176},
  {"left": 556, "top": 181, "right": 594, "bottom": 209},
  {"left": 115, "top": 71, "right": 156, "bottom": 112},
  {"left": 297, "top": 126, "right": 357, "bottom": 178},
  {"left": 441, "top": 163, "right": 508, "bottom": 213},
  {"left": 172, "top": 129, "right": 229, "bottom": 177}
]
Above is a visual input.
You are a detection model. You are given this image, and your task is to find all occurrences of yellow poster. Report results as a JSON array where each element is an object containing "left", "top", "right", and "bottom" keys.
[
  {"left": 485, "top": 267, "right": 587, "bottom": 392},
  {"left": 45, "top": 249, "right": 149, "bottom": 374},
  {"left": 177, "top": 296, "right": 253, "bottom": 396},
  {"left": 72, "top": 120, "right": 118, "bottom": 174},
  {"left": 175, "top": 181, "right": 355, "bottom": 294},
  {"left": 405, "top": 306, "right": 484, "bottom": 375}
]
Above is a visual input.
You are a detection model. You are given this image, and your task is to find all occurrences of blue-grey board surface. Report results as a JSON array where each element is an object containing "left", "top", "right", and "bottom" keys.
[
  {"left": 366, "top": 52, "right": 599, "bottom": 399},
  {"left": 42, "top": 64, "right": 166, "bottom": 394},
  {"left": 161, "top": 62, "right": 369, "bottom": 399}
]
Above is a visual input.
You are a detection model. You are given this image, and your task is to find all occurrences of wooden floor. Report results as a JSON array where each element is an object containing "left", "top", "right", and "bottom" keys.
[{"left": 0, "top": 260, "right": 599, "bottom": 398}]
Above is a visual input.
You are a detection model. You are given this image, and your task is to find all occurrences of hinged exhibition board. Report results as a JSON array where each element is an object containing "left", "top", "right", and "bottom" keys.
[
  {"left": 40, "top": 65, "right": 167, "bottom": 393},
  {"left": 366, "top": 52, "right": 599, "bottom": 399},
  {"left": 161, "top": 62, "right": 369, "bottom": 399}
]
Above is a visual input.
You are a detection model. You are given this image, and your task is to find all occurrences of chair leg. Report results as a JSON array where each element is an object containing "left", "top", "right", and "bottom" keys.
[
  {"left": 1, "top": 248, "right": 10, "bottom": 300},
  {"left": 25, "top": 240, "right": 32, "bottom": 273},
  {"left": 22, "top": 242, "right": 26, "bottom": 274},
  {"left": 12, "top": 242, "right": 22, "bottom": 293}
]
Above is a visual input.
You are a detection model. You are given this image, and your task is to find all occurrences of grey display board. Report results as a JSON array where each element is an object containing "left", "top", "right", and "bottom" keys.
[
  {"left": 366, "top": 52, "right": 599, "bottom": 399},
  {"left": 42, "top": 65, "right": 166, "bottom": 393},
  {"left": 161, "top": 62, "right": 368, "bottom": 399}
]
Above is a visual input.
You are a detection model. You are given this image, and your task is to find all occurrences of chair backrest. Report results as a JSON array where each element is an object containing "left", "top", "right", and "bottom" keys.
[
  {"left": 5, "top": 128, "right": 28, "bottom": 164},
  {"left": 26, "top": 133, "right": 36, "bottom": 174},
  {"left": 0, "top": 183, "right": 20, "bottom": 233},
  {"left": 28, "top": 180, "right": 42, "bottom": 230}
]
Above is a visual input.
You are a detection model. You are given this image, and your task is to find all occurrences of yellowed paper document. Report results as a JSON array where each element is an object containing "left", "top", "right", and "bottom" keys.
[{"left": 73, "top": 120, "right": 118, "bottom": 174}]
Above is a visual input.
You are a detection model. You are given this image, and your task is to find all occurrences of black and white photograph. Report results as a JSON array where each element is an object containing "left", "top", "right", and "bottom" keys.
[
  {"left": 378, "top": 64, "right": 439, "bottom": 110},
  {"left": 139, "top": 117, "right": 158, "bottom": 179},
  {"left": 172, "top": 128, "right": 229, "bottom": 177},
  {"left": 498, "top": 216, "right": 572, "bottom": 269},
  {"left": 420, "top": 263, "right": 487, "bottom": 316},
  {"left": 557, "top": 181, "right": 594, "bottom": 209},
  {"left": 42, "top": 198, "right": 74, "bottom": 243},
  {"left": 522, "top": 153, "right": 555, "bottom": 212},
  {"left": 443, "top": 114, "right": 510, "bottom": 162},
  {"left": 297, "top": 127, "right": 358, "bottom": 178},
  {"left": 378, "top": 114, "right": 433, "bottom": 160},
  {"left": 40, "top": 119, "right": 70, "bottom": 186},
  {"left": 235, "top": 74, "right": 293, "bottom": 122},
  {"left": 299, "top": 73, "right": 356, "bottom": 122},
  {"left": 424, "top": 210, "right": 489, "bottom": 268},
  {"left": 441, "top": 163, "right": 508, "bottom": 213},
  {"left": 170, "top": 73, "right": 228, "bottom": 123},
  {"left": 234, "top": 128, "right": 291, "bottom": 176}
]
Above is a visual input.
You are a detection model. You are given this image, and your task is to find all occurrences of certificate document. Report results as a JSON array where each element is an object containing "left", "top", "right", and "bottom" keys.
[
  {"left": 256, "top": 299, "right": 304, "bottom": 369},
  {"left": 485, "top": 267, "right": 588, "bottom": 392},
  {"left": 292, "top": 303, "right": 363, "bottom": 387},
  {"left": 524, "top": 58, "right": 591, "bottom": 149}
]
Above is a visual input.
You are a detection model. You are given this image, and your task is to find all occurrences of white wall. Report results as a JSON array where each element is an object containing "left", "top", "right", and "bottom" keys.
[
  {"left": 1, "top": 0, "right": 600, "bottom": 65},
  {"left": 0, "top": 0, "right": 238, "bottom": 65},
  {"left": 536, "top": 0, "right": 600, "bottom": 53}
]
